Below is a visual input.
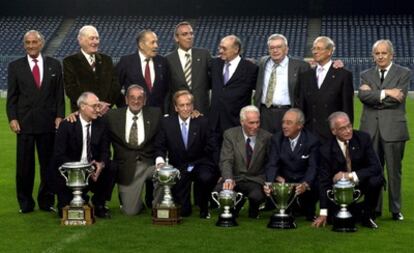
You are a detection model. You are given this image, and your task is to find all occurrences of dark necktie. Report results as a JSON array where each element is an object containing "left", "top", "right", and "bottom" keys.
[
  {"left": 144, "top": 58, "right": 152, "bottom": 92},
  {"left": 380, "top": 69, "right": 386, "bottom": 84},
  {"left": 344, "top": 141, "right": 352, "bottom": 172},
  {"left": 32, "top": 58, "right": 41, "bottom": 89},
  {"left": 129, "top": 115, "right": 138, "bottom": 146},
  {"left": 246, "top": 137, "right": 253, "bottom": 167},
  {"left": 86, "top": 123, "right": 92, "bottom": 162}
]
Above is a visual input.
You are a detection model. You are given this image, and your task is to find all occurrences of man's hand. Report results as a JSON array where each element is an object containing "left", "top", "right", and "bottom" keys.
[
  {"left": 359, "top": 84, "right": 372, "bottom": 91},
  {"left": 385, "top": 88, "right": 404, "bottom": 102},
  {"left": 312, "top": 215, "right": 327, "bottom": 228},
  {"left": 98, "top": 101, "right": 111, "bottom": 116},
  {"left": 65, "top": 111, "right": 79, "bottom": 123},
  {"left": 263, "top": 183, "right": 272, "bottom": 196},
  {"left": 190, "top": 110, "right": 203, "bottom": 119},
  {"left": 275, "top": 176, "right": 285, "bottom": 183},
  {"left": 332, "top": 59, "right": 344, "bottom": 69},
  {"left": 295, "top": 182, "right": 308, "bottom": 195},
  {"left": 55, "top": 117, "right": 63, "bottom": 129},
  {"left": 9, "top": 119, "right": 21, "bottom": 133},
  {"left": 333, "top": 171, "right": 346, "bottom": 183},
  {"left": 156, "top": 163, "right": 165, "bottom": 171},
  {"left": 91, "top": 161, "right": 105, "bottom": 182},
  {"left": 223, "top": 179, "right": 235, "bottom": 190}
]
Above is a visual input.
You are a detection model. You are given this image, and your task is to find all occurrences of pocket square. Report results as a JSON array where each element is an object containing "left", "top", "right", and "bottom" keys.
[{"left": 301, "top": 155, "right": 309, "bottom": 159}]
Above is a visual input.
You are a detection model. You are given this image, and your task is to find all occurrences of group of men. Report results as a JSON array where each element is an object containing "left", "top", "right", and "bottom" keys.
[{"left": 6, "top": 21, "right": 410, "bottom": 229}]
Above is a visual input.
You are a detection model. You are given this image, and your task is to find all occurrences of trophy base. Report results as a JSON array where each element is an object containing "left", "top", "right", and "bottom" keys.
[
  {"left": 216, "top": 216, "right": 238, "bottom": 227},
  {"left": 332, "top": 216, "right": 357, "bottom": 232},
  {"left": 267, "top": 214, "right": 296, "bottom": 229},
  {"left": 61, "top": 205, "right": 95, "bottom": 226},
  {"left": 152, "top": 205, "right": 183, "bottom": 225}
]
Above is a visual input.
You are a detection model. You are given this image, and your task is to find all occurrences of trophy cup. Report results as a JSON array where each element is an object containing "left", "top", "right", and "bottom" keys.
[
  {"left": 211, "top": 190, "right": 243, "bottom": 227},
  {"left": 152, "top": 158, "right": 182, "bottom": 225},
  {"left": 59, "top": 161, "right": 95, "bottom": 225},
  {"left": 267, "top": 182, "right": 298, "bottom": 229},
  {"left": 327, "top": 177, "right": 361, "bottom": 232}
]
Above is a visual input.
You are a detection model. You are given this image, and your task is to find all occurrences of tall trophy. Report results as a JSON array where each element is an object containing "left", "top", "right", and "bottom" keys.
[
  {"left": 59, "top": 161, "right": 95, "bottom": 225},
  {"left": 211, "top": 190, "right": 243, "bottom": 227},
  {"left": 327, "top": 177, "right": 361, "bottom": 232},
  {"left": 152, "top": 158, "right": 182, "bottom": 225},
  {"left": 267, "top": 182, "right": 298, "bottom": 229}
]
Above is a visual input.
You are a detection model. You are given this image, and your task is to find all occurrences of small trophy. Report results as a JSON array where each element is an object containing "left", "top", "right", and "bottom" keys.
[
  {"left": 152, "top": 158, "right": 182, "bottom": 225},
  {"left": 327, "top": 177, "right": 361, "bottom": 232},
  {"left": 59, "top": 162, "right": 95, "bottom": 225},
  {"left": 211, "top": 190, "right": 243, "bottom": 227},
  {"left": 267, "top": 182, "right": 297, "bottom": 229}
]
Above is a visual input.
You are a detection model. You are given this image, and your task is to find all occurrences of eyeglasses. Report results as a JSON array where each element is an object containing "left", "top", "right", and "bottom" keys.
[
  {"left": 84, "top": 103, "right": 102, "bottom": 110},
  {"left": 311, "top": 47, "right": 328, "bottom": 52}
]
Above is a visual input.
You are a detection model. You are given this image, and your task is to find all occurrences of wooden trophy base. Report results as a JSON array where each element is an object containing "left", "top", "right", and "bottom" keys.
[
  {"left": 152, "top": 205, "right": 183, "bottom": 225},
  {"left": 61, "top": 205, "right": 95, "bottom": 225}
]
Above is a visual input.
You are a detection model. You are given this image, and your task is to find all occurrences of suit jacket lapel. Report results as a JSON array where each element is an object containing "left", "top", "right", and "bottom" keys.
[
  {"left": 77, "top": 52, "right": 94, "bottom": 73},
  {"left": 227, "top": 59, "right": 243, "bottom": 85},
  {"left": 75, "top": 119, "right": 83, "bottom": 157},
  {"left": 113, "top": 108, "right": 128, "bottom": 146},
  {"left": 382, "top": 64, "right": 397, "bottom": 88},
  {"left": 236, "top": 130, "right": 248, "bottom": 167},
  {"left": 172, "top": 50, "right": 187, "bottom": 84},
  {"left": 191, "top": 49, "right": 202, "bottom": 87},
  {"left": 187, "top": 118, "right": 199, "bottom": 149},
  {"left": 22, "top": 58, "right": 39, "bottom": 94},
  {"left": 320, "top": 66, "right": 336, "bottom": 90}
]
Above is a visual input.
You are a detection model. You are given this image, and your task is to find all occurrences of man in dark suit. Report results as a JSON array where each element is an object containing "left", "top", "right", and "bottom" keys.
[
  {"left": 209, "top": 35, "right": 258, "bottom": 137},
  {"left": 165, "top": 21, "right": 212, "bottom": 115},
  {"left": 297, "top": 36, "right": 354, "bottom": 143},
  {"left": 117, "top": 30, "right": 170, "bottom": 113},
  {"left": 154, "top": 90, "right": 219, "bottom": 218},
  {"left": 217, "top": 105, "right": 272, "bottom": 218},
  {"left": 52, "top": 92, "right": 113, "bottom": 218},
  {"left": 313, "top": 112, "right": 383, "bottom": 229},
  {"left": 254, "top": 34, "right": 311, "bottom": 134},
  {"left": 63, "top": 25, "right": 121, "bottom": 112},
  {"left": 264, "top": 108, "right": 320, "bottom": 220},
  {"left": 6, "top": 30, "right": 65, "bottom": 213},
  {"left": 105, "top": 85, "right": 162, "bottom": 215},
  {"left": 358, "top": 39, "right": 410, "bottom": 221}
]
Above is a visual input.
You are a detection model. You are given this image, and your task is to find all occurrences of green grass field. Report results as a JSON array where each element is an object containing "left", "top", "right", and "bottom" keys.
[{"left": 0, "top": 97, "right": 413, "bottom": 253}]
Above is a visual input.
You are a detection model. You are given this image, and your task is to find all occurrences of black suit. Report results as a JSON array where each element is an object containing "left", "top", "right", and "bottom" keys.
[
  {"left": 319, "top": 130, "right": 383, "bottom": 219},
  {"left": 297, "top": 65, "right": 354, "bottom": 142},
  {"left": 50, "top": 116, "right": 113, "bottom": 210},
  {"left": 154, "top": 115, "right": 219, "bottom": 216},
  {"left": 116, "top": 53, "right": 170, "bottom": 112},
  {"left": 63, "top": 52, "right": 121, "bottom": 112},
  {"left": 264, "top": 129, "right": 320, "bottom": 217},
  {"left": 6, "top": 55, "right": 65, "bottom": 212},
  {"left": 209, "top": 57, "right": 258, "bottom": 135}
]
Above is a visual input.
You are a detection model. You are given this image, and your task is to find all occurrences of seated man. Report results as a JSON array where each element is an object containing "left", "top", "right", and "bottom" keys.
[
  {"left": 264, "top": 108, "right": 320, "bottom": 221},
  {"left": 216, "top": 105, "right": 272, "bottom": 218},
  {"left": 154, "top": 90, "right": 219, "bottom": 219},
  {"left": 52, "top": 92, "right": 113, "bottom": 218},
  {"left": 313, "top": 111, "right": 384, "bottom": 229}
]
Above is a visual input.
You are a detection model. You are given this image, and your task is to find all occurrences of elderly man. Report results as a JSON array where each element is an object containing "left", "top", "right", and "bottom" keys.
[
  {"left": 7, "top": 30, "right": 65, "bottom": 213},
  {"left": 105, "top": 85, "right": 162, "bottom": 215},
  {"left": 313, "top": 112, "right": 383, "bottom": 229},
  {"left": 358, "top": 39, "right": 411, "bottom": 221},
  {"left": 52, "top": 92, "right": 112, "bottom": 218},
  {"left": 63, "top": 25, "right": 120, "bottom": 112},
  {"left": 264, "top": 108, "right": 320, "bottom": 220},
  {"left": 216, "top": 105, "right": 272, "bottom": 218},
  {"left": 297, "top": 36, "right": 354, "bottom": 143}
]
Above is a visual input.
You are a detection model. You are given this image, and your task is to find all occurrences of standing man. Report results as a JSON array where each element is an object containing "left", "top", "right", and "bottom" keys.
[
  {"left": 297, "top": 36, "right": 354, "bottom": 143},
  {"left": 264, "top": 108, "right": 320, "bottom": 220},
  {"left": 254, "top": 34, "right": 311, "bottom": 134},
  {"left": 166, "top": 21, "right": 212, "bottom": 115},
  {"left": 217, "top": 105, "right": 272, "bottom": 218},
  {"left": 52, "top": 92, "right": 113, "bottom": 218},
  {"left": 154, "top": 90, "right": 219, "bottom": 218},
  {"left": 209, "top": 35, "right": 258, "bottom": 137},
  {"left": 105, "top": 85, "right": 162, "bottom": 215},
  {"left": 7, "top": 30, "right": 65, "bottom": 213},
  {"left": 358, "top": 39, "right": 410, "bottom": 221},
  {"left": 117, "top": 29, "right": 170, "bottom": 113},
  {"left": 63, "top": 25, "right": 121, "bottom": 112}
]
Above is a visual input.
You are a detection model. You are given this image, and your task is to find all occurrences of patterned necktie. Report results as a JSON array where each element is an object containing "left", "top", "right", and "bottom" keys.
[
  {"left": 129, "top": 115, "right": 138, "bottom": 146},
  {"left": 184, "top": 53, "right": 192, "bottom": 90},
  {"left": 90, "top": 55, "right": 96, "bottom": 72},
  {"left": 223, "top": 62, "right": 231, "bottom": 84},
  {"left": 380, "top": 69, "right": 386, "bottom": 84},
  {"left": 246, "top": 137, "right": 253, "bottom": 167},
  {"left": 144, "top": 58, "right": 152, "bottom": 92},
  {"left": 265, "top": 63, "right": 279, "bottom": 108},
  {"left": 86, "top": 123, "right": 92, "bottom": 162},
  {"left": 32, "top": 59, "right": 41, "bottom": 89},
  {"left": 344, "top": 141, "right": 352, "bottom": 172},
  {"left": 181, "top": 122, "right": 188, "bottom": 149}
]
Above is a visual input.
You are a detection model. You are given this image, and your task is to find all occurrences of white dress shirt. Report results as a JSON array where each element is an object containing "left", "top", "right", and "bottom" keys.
[
  {"left": 139, "top": 50, "right": 155, "bottom": 85},
  {"left": 79, "top": 115, "right": 92, "bottom": 163},
  {"left": 223, "top": 55, "right": 241, "bottom": 82},
  {"left": 316, "top": 60, "right": 332, "bottom": 88},
  {"left": 262, "top": 56, "right": 290, "bottom": 105},
  {"left": 125, "top": 108, "right": 144, "bottom": 145},
  {"left": 178, "top": 47, "right": 192, "bottom": 71}
]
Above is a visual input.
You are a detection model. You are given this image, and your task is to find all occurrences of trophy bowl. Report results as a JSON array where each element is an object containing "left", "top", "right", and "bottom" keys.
[
  {"left": 267, "top": 182, "right": 297, "bottom": 229},
  {"left": 327, "top": 177, "right": 361, "bottom": 232},
  {"left": 211, "top": 189, "right": 243, "bottom": 227},
  {"left": 58, "top": 161, "right": 95, "bottom": 225}
]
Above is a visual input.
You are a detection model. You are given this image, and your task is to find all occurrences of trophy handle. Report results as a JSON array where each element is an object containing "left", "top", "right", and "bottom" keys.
[
  {"left": 286, "top": 193, "right": 298, "bottom": 210},
  {"left": 84, "top": 164, "right": 95, "bottom": 186},
  {"left": 234, "top": 192, "right": 244, "bottom": 206},
  {"left": 353, "top": 189, "right": 361, "bottom": 202},
  {"left": 327, "top": 189, "right": 335, "bottom": 203},
  {"left": 58, "top": 166, "right": 68, "bottom": 182},
  {"left": 211, "top": 192, "right": 220, "bottom": 207},
  {"left": 176, "top": 170, "right": 181, "bottom": 180}
]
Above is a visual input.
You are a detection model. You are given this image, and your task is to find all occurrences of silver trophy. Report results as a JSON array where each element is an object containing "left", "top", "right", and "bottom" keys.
[
  {"left": 267, "top": 182, "right": 298, "bottom": 229},
  {"left": 211, "top": 190, "right": 243, "bottom": 227},
  {"left": 59, "top": 161, "right": 95, "bottom": 225},
  {"left": 327, "top": 177, "right": 361, "bottom": 232}
]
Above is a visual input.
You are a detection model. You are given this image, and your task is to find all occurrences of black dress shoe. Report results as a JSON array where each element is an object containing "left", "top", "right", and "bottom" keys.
[
  {"left": 40, "top": 206, "right": 57, "bottom": 213},
  {"left": 361, "top": 218, "right": 378, "bottom": 229},
  {"left": 392, "top": 212, "right": 404, "bottom": 221},
  {"left": 199, "top": 211, "right": 211, "bottom": 219},
  {"left": 95, "top": 206, "right": 111, "bottom": 218},
  {"left": 375, "top": 211, "right": 382, "bottom": 217},
  {"left": 19, "top": 208, "right": 34, "bottom": 214}
]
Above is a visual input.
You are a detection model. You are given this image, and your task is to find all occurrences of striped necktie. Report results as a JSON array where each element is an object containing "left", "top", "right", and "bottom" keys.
[{"left": 184, "top": 53, "right": 192, "bottom": 90}]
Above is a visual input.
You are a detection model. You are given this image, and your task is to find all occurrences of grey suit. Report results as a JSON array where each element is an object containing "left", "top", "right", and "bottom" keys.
[
  {"left": 358, "top": 63, "right": 411, "bottom": 214},
  {"left": 166, "top": 48, "right": 211, "bottom": 115},
  {"left": 254, "top": 56, "right": 310, "bottom": 133},
  {"left": 105, "top": 106, "right": 161, "bottom": 215}
]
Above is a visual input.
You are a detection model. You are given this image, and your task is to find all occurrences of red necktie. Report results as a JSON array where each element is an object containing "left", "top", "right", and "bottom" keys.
[
  {"left": 144, "top": 58, "right": 152, "bottom": 92},
  {"left": 32, "top": 59, "right": 41, "bottom": 89}
]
